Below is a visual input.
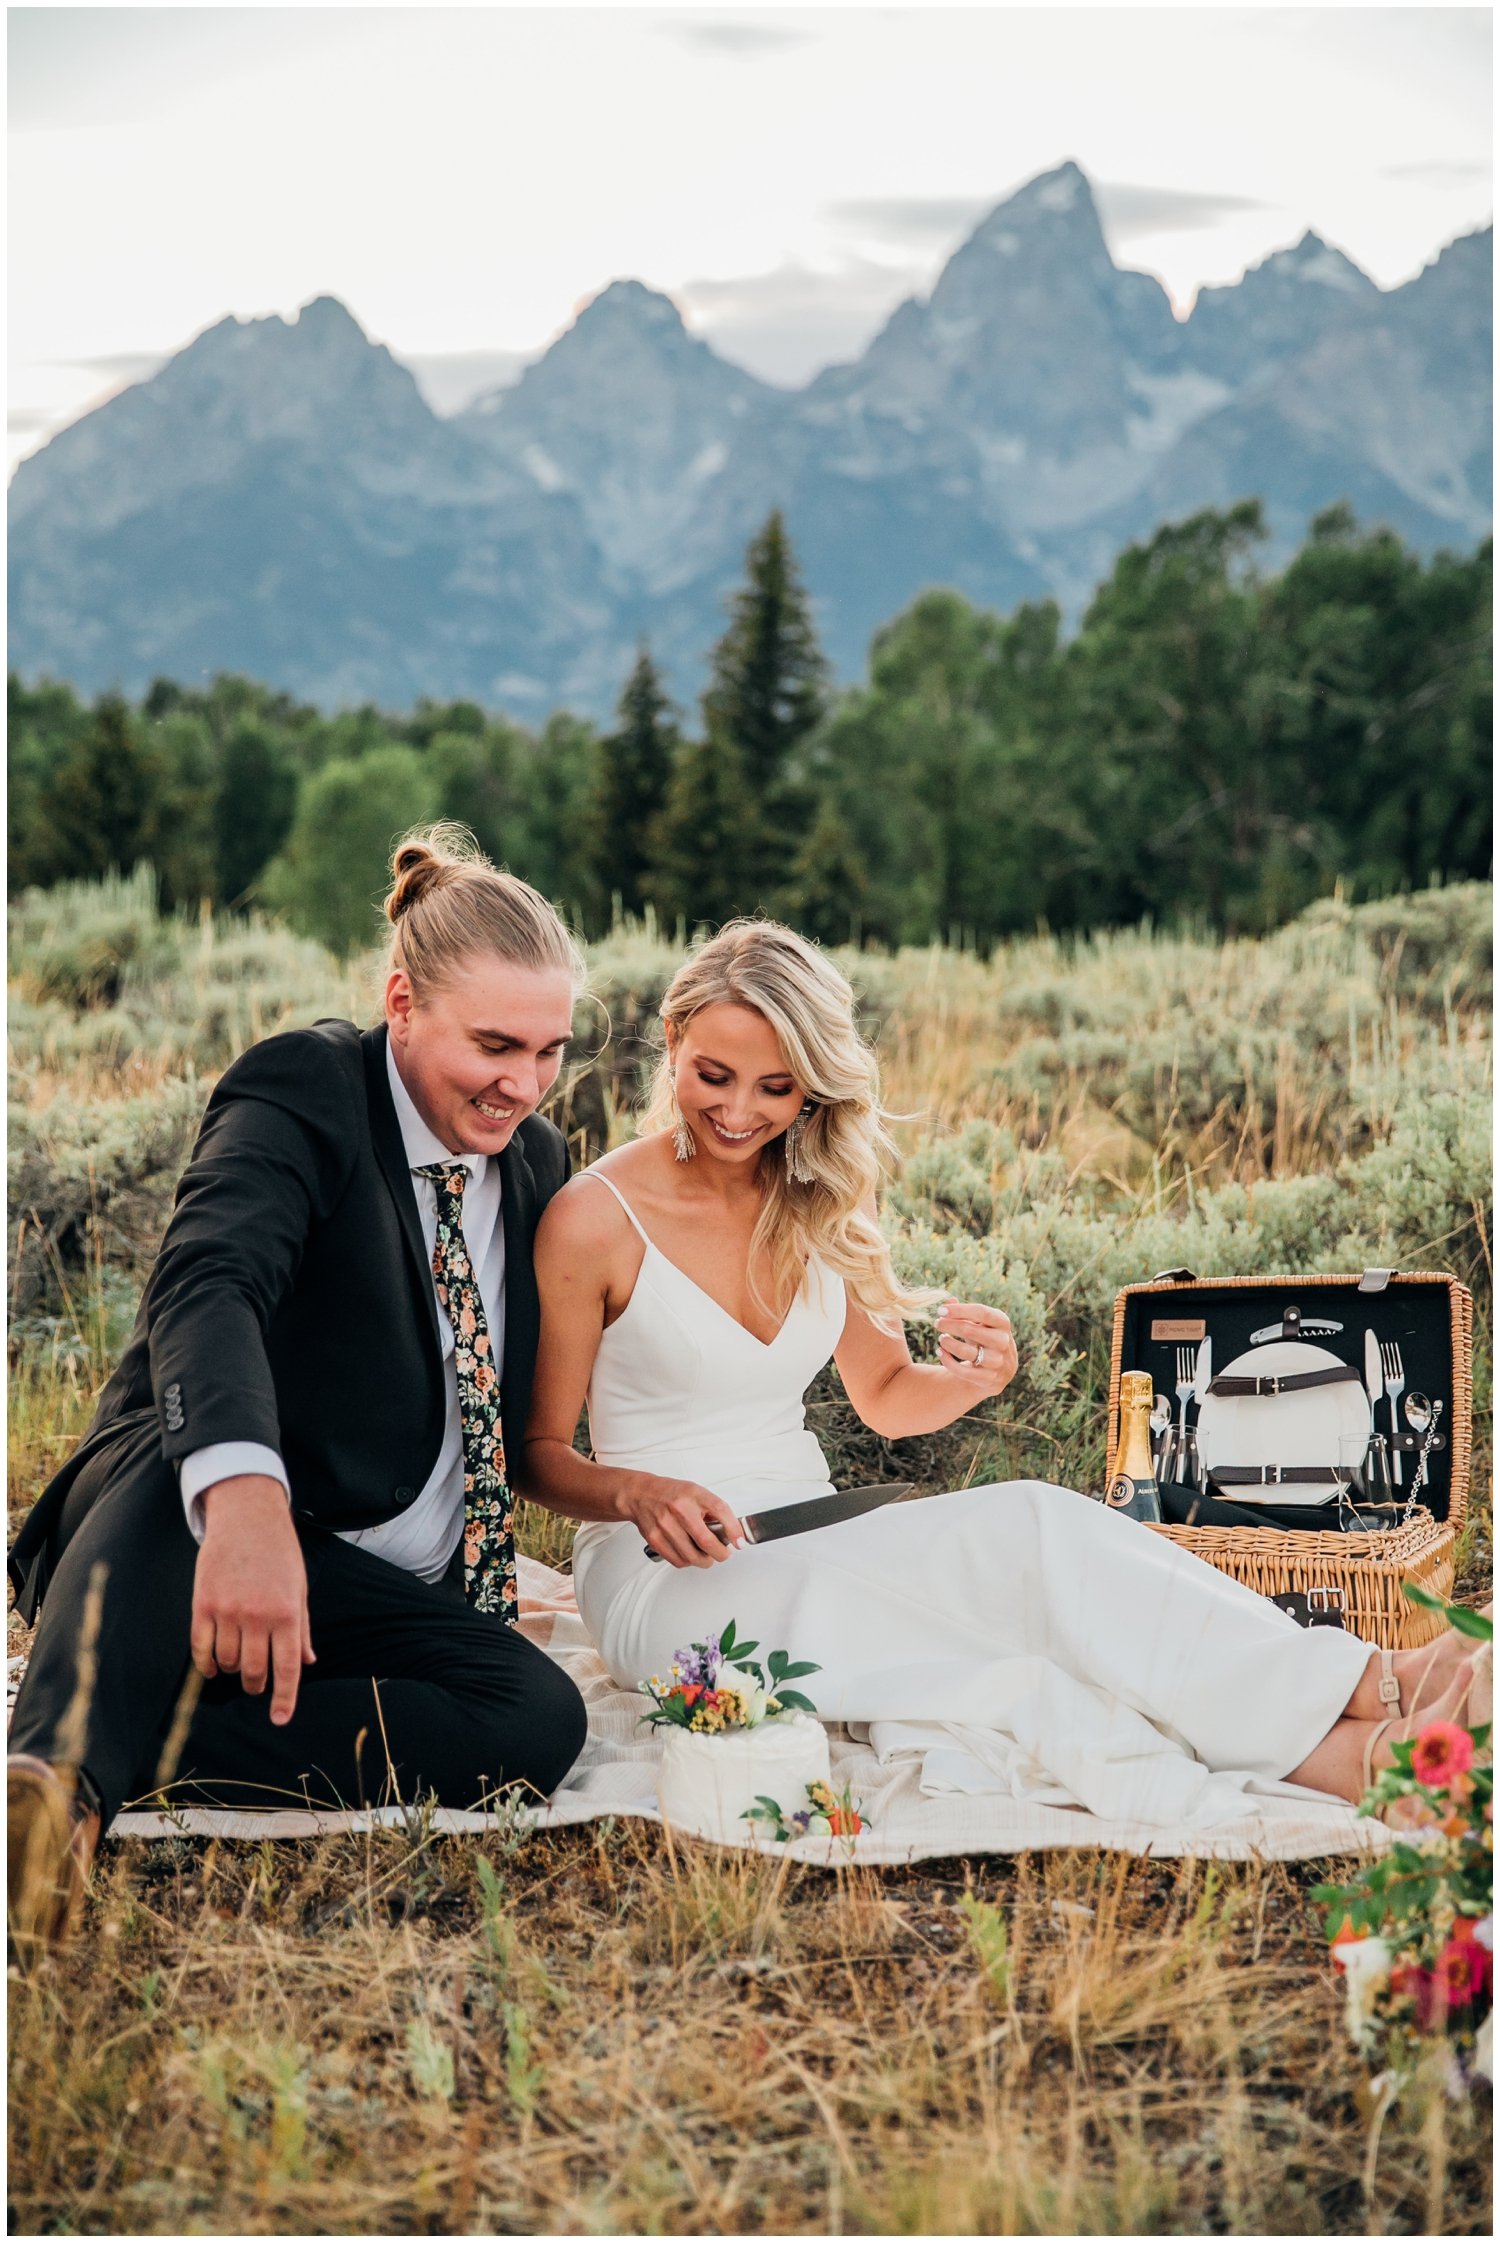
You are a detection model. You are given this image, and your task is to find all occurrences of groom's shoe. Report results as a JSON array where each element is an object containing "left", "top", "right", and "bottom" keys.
[{"left": 7, "top": 1754, "right": 101, "bottom": 1959}]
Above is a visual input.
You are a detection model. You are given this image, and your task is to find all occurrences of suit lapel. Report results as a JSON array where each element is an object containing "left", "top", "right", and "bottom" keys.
[
  {"left": 361, "top": 1026, "right": 443, "bottom": 1359},
  {"left": 498, "top": 1130, "right": 539, "bottom": 1463}
]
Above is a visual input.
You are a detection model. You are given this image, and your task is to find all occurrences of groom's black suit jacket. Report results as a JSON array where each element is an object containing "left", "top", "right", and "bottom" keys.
[{"left": 8, "top": 1019, "right": 569, "bottom": 1622}]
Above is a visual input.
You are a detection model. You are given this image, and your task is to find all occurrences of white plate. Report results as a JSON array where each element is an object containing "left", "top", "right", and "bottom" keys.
[{"left": 1194, "top": 1340, "right": 1372, "bottom": 1506}]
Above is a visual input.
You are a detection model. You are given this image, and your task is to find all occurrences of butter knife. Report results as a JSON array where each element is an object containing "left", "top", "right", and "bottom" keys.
[
  {"left": 645, "top": 1481, "right": 915, "bottom": 1559},
  {"left": 1363, "top": 1327, "right": 1383, "bottom": 1413},
  {"left": 1192, "top": 1335, "right": 1212, "bottom": 1405}
]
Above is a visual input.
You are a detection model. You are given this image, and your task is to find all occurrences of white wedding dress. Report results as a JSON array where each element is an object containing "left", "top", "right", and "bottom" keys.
[{"left": 569, "top": 1175, "right": 1371, "bottom": 1829}]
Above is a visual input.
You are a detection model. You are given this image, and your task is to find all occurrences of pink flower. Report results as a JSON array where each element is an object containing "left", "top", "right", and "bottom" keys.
[
  {"left": 1438, "top": 1931, "right": 1490, "bottom": 2007},
  {"left": 1411, "top": 1721, "right": 1476, "bottom": 1788}
]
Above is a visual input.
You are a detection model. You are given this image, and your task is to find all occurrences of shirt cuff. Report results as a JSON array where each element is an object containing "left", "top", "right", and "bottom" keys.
[{"left": 178, "top": 1443, "right": 290, "bottom": 1544}]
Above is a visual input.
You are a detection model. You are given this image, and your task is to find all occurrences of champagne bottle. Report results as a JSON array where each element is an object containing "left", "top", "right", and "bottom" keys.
[{"left": 1104, "top": 1371, "right": 1163, "bottom": 1523}]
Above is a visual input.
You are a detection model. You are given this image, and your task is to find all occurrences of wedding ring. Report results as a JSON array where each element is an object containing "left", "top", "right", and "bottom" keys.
[{"left": 974, "top": 1344, "right": 985, "bottom": 1369}]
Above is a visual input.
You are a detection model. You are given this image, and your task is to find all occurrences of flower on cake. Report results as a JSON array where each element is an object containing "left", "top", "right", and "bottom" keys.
[
  {"left": 744, "top": 1776, "right": 870, "bottom": 1845},
  {"left": 640, "top": 1619, "right": 820, "bottom": 1733}
]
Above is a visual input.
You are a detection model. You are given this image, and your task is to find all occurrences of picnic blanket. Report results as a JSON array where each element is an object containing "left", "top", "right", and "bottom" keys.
[{"left": 28, "top": 1557, "right": 1379, "bottom": 1864}]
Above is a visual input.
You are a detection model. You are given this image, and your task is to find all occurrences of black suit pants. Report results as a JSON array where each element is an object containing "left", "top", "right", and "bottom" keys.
[{"left": 8, "top": 1423, "right": 587, "bottom": 1827}]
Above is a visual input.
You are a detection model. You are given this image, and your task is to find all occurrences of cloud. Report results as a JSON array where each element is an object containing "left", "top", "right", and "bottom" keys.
[
  {"left": 1093, "top": 183, "right": 1278, "bottom": 240},
  {"left": 658, "top": 16, "right": 812, "bottom": 55},
  {"left": 1381, "top": 160, "right": 1491, "bottom": 185},
  {"left": 826, "top": 195, "right": 994, "bottom": 245},
  {"left": 679, "top": 256, "right": 917, "bottom": 386},
  {"left": 828, "top": 181, "right": 1280, "bottom": 258},
  {"left": 64, "top": 351, "right": 168, "bottom": 380}
]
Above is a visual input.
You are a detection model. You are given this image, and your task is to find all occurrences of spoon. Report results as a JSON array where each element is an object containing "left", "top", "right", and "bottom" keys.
[
  {"left": 1404, "top": 1392, "right": 1441, "bottom": 1493},
  {"left": 1149, "top": 1392, "right": 1172, "bottom": 1482}
]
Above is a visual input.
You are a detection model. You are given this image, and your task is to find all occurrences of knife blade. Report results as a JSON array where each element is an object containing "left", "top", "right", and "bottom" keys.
[
  {"left": 1192, "top": 1335, "right": 1212, "bottom": 1403},
  {"left": 1363, "top": 1327, "right": 1383, "bottom": 1411},
  {"left": 645, "top": 1481, "right": 915, "bottom": 1560}
]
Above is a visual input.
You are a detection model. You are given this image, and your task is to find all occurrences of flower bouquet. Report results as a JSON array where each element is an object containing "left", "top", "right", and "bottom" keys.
[
  {"left": 1313, "top": 1589, "right": 1493, "bottom": 2099},
  {"left": 640, "top": 1618, "right": 819, "bottom": 1731},
  {"left": 641, "top": 1621, "right": 832, "bottom": 1844}
]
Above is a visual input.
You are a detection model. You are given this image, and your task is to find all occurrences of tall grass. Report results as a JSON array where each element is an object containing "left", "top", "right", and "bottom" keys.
[
  {"left": 7, "top": 879, "right": 1492, "bottom": 2232},
  {"left": 6, "top": 1826, "right": 1491, "bottom": 2235}
]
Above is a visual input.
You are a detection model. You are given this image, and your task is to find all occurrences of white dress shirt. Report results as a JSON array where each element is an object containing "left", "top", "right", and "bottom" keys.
[{"left": 179, "top": 1038, "right": 508, "bottom": 1584}]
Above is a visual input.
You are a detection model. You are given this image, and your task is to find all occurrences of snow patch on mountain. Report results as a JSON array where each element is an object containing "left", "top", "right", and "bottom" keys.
[
  {"left": 1034, "top": 170, "right": 1083, "bottom": 214},
  {"left": 1124, "top": 365, "right": 1235, "bottom": 454}
]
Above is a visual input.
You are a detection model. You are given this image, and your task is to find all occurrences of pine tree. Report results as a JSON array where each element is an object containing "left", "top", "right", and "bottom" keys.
[
  {"left": 644, "top": 729, "right": 759, "bottom": 930},
  {"left": 35, "top": 695, "right": 165, "bottom": 884},
  {"left": 592, "top": 646, "right": 678, "bottom": 919},
  {"left": 779, "top": 798, "right": 872, "bottom": 946},
  {"left": 699, "top": 511, "right": 825, "bottom": 892},
  {"left": 215, "top": 721, "right": 298, "bottom": 905}
]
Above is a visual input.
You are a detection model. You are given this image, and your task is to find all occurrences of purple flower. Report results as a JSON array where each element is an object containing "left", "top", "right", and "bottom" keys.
[{"left": 673, "top": 1635, "right": 721, "bottom": 1691}]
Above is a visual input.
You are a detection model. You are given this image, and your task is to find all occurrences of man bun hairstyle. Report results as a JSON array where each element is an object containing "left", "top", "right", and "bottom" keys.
[{"left": 384, "top": 823, "right": 586, "bottom": 998}]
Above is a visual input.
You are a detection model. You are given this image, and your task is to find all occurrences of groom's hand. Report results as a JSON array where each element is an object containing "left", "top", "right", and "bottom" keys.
[
  {"left": 617, "top": 1475, "right": 745, "bottom": 1568},
  {"left": 192, "top": 1476, "right": 315, "bottom": 1724}
]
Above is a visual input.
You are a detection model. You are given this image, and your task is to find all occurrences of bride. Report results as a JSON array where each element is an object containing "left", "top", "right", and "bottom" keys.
[{"left": 522, "top": 919, "right": 1485, "bottom": 1827}]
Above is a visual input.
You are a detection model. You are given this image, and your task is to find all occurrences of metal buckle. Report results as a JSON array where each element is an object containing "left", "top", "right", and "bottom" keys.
[
  {"left": 1266, "top": 1464, "right": 1284, "bottom": 1485},
  {"left": 1309, "top": 1586, "right": 1346, "bottom": 1614}
]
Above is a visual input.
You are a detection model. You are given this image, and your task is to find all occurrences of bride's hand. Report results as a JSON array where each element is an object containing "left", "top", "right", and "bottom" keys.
[
  {"left": 616, "top": 1474, "right": 746, "bottom": 1567},
  {"left": 936, "top": 1301, "right": 1018, "bottom": 1398}
]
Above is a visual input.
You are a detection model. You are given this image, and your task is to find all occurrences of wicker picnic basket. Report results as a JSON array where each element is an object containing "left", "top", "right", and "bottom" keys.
[{"left": 1106, "top": 1270, "right": 1473, "bottom": 1651}]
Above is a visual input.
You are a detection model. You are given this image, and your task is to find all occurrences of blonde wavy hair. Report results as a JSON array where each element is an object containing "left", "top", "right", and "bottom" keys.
[
  {"left": 384, "top": 823, "right": 586, "bottom": 997},
  {"left": 641, "top": 919, "right": 934, "bottom": 1331}
]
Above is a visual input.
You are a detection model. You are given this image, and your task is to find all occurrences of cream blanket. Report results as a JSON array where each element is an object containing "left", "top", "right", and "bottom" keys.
[{"left": 58, "top": 1558, "right": 1384, "bottom": 1864}]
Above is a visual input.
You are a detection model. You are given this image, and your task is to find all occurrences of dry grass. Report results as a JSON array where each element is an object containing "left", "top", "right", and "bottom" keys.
[
  {"left": 7, "top": 896, "right": 1493, "bottom": 2233},
  {"left": 7, "top": 1826, "right": 1493, "bottom": 2237}
]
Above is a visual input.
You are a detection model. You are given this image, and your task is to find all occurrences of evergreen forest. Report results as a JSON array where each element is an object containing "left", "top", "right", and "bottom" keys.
[{"left": 9, "top": 500, "right": 1491, "bottom": 954}]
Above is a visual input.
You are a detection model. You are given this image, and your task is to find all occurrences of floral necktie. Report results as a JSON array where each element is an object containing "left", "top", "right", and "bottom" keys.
[{"left": 414, "top": 1163, "right": 516, "bottom": 1621}]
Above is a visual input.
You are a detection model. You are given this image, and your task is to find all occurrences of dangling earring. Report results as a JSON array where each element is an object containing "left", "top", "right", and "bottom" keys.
[
  {"left": 669, "top": 1077, "right": 696, "bottom": 1162},
  {"left": 785, "top": 1101, "right": 817, "bottom": 1185}
]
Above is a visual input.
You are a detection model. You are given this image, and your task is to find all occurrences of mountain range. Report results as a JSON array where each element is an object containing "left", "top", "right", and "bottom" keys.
[{"left": 9, "top": 161, "right": 1492, "bottom": 722}]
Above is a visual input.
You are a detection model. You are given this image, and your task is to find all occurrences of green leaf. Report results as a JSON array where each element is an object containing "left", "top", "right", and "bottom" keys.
[
  {"left": 775, "top": 1689, "right": 818, "bottom": 1713},
  {"left": 1402, "top": 1582, "right": 1494, "bottom": 1639},
  {"left": 769, "top": 1659, "right": 821, "bottom": 1681}
]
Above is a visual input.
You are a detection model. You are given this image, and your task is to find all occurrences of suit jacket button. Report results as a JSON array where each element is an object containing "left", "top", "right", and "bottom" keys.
[
  {"left": 395, "top": 1485, "right": 416, "bottom": 1507},
  {"left": 165, "top": 1384, "right": 182, "bottom": 1405}
]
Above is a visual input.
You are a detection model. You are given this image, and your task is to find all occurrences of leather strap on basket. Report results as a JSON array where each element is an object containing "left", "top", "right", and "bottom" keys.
[
  {"left": 1208, "top": 1365, "right": 1365, "bottom": 1399},
  {"left": 1209, "top": 1464, "right": 1345, "bottom": 1487}
]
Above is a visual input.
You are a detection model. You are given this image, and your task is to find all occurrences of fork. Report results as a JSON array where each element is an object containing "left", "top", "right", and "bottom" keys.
[
  {"left": 1380, "top": 1340, "right": 1406, "bottom": 1487},
  {"left": 1174, "top": 1346, "right": 1196, "bottom": 1449}
]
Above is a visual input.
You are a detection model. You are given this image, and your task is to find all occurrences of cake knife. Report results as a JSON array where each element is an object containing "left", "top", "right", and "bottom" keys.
[{"left": 645, "top": 1481, "right": 916, "bottom": 1558}]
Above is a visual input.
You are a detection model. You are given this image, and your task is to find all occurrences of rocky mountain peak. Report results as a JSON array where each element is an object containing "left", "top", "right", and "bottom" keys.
[{"left": 1252, "top": 231, "right": 1375, "bottom": 296}]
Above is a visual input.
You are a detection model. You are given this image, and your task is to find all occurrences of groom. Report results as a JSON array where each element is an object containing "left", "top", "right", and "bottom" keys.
[{"left": 8, "top": 881, "right": 589, "bottom": 1949}]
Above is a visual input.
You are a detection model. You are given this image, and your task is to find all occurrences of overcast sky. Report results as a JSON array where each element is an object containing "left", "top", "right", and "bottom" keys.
[{"left": 9, "top": 4, "right": 1492, "bottom": 468}]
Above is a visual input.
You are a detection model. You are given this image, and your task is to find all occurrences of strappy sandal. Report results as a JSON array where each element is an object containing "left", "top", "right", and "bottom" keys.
[{"left": 1359, "top": 1645, "right": 1491, "bottom": 1799}]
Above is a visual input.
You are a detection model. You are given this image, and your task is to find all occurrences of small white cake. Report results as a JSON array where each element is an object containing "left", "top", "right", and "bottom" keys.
[{"left": 656, "top": 1712, "right": 832, "bottom": 1843}]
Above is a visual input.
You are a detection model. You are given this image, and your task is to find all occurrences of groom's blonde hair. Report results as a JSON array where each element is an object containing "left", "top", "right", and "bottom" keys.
[
  {"left": 384, "top": 824, "right": 585, "bottom": 997},
  {"left": 642, "top": 919, "right": 937, "bottom": 1331}
]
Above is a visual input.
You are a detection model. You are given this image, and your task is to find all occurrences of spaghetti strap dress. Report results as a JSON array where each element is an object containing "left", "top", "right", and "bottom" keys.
[{"left": 568, "top": 1172, "right": 1370, "bottom": 1828}]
